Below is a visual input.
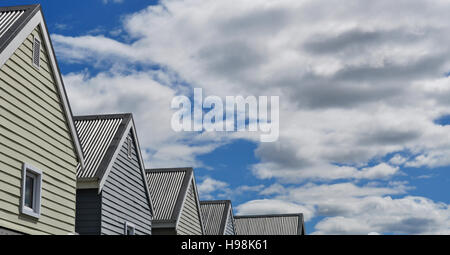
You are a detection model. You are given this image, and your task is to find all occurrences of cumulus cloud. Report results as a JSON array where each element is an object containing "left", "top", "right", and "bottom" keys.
[
  {"left": 102, "top": 0, "right": 123, "bottom": 4},
  {"left": 64, "top": 70, "right": 224, "bottom": 168},
  {"left": 197, "top": 177, "right": 229, "bottom": 198},
  {"left": 312, "top": 196, "right": 450, "bottom": 235},
  {"left": 243, "top": 182, "right": 449, "bottom": 234},
  {"left": 55, "top": 0, "right": 450, "bottom": 234},
  {"left": 53, "top": 0, "right": 450, "bottom": 176},
  {"left": 196, "top": 176, "right": 265, "bottom": 200},
  {"left": 252, "top": 162, "right": 399, "bottom": 182}
]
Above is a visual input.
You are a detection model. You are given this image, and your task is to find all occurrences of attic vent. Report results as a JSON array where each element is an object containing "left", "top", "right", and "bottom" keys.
[
  {"left": 32, "top": 36, "right": 41, "bottom": 69},
  {"left": 127, "top": 137, "right": 133, "bottom": 159}
]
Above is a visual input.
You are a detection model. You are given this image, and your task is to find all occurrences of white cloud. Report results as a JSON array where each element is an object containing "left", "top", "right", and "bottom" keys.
[
  {"left": 389, "top": 154, "right": 408, "bottom": 165},
  {"left": 196, "top": 176, "right": 265, "bottom": 200},
  {"left": 252, "top": 162, "right": 399, "bottom": 182},
  {"left": 248, "top": 181, "right": 449, "bottom": 234},
  {"left": 53, "top": 1, "right": 450, "bottom": 178},
  {"left": 63, "top": 70, "right": 223, "bottom": 168},
  {"left": 235, "top": 199, "right": 314, "bottom": 221},
  {"left": 102, "top": 0, "right": 123, "bottom": 4},
  {"left": 55, "top": 0, "right": 450, "bottom": 234},
  {"left": 197, "top": 177, "right": 229, "bottom": 198},
  {"left": 312, "top": 196, "right": 450, "bottom": 235}
]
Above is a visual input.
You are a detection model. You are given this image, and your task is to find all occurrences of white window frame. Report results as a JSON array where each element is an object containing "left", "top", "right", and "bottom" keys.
[
  {"left": 21, "top": 163, "right": 43, "bottom": 219},
  {"left": 127, "top": 137, "right": 133, "bottom": 159},
  {"left": 32, "top": 36, "right": 41, "bottom": 69},
  {"left": 124, "top": 222, "right": 136, "bottom": 235}
]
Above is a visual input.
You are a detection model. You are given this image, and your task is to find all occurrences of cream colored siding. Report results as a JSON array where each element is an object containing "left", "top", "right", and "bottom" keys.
[
  {"left": 177, "top": 181, "right": 202, "bottom": 235},
  {"left": 0, "top": 25, "right": 78, "bottom": 234}
]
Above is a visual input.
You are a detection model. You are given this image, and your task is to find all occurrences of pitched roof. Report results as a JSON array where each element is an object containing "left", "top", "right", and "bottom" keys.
[
  {"left": 74, "top": 113, "right": 154, "bottom": 215},
  {"left": 0, "top": 4, "right": 84, "bottom": 168},
  {"left": 74, "top": 114, "right": 132, "bottom": 180},
  {"left": 145, "top": 167, "right": 204, "bottom": 229},
  {"left": 234, "top": 213, "right": 305, "bottom": 235},
  {"left": 200, "top": 200, "right": 234, "bottom": 235},
  {"left": 0, "top": 5, "right": 40, "bottom": 53}
]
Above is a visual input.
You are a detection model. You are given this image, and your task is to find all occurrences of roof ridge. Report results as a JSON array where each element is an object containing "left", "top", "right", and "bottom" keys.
[
  {"left": 0, "top": 4, "right": 40, "bottom": 12},
  {"left": 234, "top": 213, "right": 304, "bottom": 219},
  {"left": 146, "top": 167, "right": 193, "bottom": 173},
  {"left": 74, "top": 113, "right": 132, "bottom": 121},
  {"left": 200, "top": 200, "right": 231, "bottom": 204}
]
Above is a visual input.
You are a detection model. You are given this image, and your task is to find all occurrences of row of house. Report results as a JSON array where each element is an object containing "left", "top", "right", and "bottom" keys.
[{"left": 0, "top": 4, "right": 305, "bottom": 235}]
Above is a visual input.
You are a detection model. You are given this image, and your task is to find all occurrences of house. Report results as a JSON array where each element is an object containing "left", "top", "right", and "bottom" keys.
[
  {"left": 0, "top": 4, "right": 84, "bottom": 235},
  {"left": 74, "top": 113, "right": 153, "bottom": 235},
  {"left": 234, "top": 213, "right": 305, "bottom": 235},
  {"left": 145, "top": 168, "right": 204, "bottom": 235},
  {"left": 200, "top": 200, "right": 236, "bottom": 235}
]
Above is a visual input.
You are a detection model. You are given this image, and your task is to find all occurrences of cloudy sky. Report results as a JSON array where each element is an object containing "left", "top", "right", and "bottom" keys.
[{"left": 8, "top": 0, "right": 450, "bottom": 234}]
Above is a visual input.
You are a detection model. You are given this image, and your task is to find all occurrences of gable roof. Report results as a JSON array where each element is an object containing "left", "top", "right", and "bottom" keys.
[
  {"left": 145, "top": 167, "right": 204, "bottom": 232},
  {"left": 200, "top": 200, "right": 234, "bottom": 235},
  {"left": 74, "top": 114, "right": 131, "bottom": 180},
  {"left": 74, "top": 113, "right": 154, "bottom": 214},
  {"left": 234, "top": 213, "right": 305, "bottom": 235},
  {"left": 0, "top": 5, "right": 40, "bottom": 53},
  {"left": 0, "top": 4, "right": 84, "bottom": 168}
]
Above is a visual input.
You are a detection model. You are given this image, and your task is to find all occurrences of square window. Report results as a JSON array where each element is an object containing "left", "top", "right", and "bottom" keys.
[
  {"left": 21, "top": 163, "right": 42, "bottom": 219},
  {"left": 124, "top": 222, "right": 135, "bottom": 235}
]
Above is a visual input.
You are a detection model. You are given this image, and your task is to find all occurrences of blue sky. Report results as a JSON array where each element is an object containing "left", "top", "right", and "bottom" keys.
[{"left": 5, "top": 0, "right": 450, "bottom": 234}]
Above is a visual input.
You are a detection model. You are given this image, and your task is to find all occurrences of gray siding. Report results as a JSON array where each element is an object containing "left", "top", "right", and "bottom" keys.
[
  {"left": 224, "top": 209, "right": 235, "bottom": 235},
  {"left": 100, "top": 131, "right": 152, "bottom": 235},
  {"left": 153, "top": 228, "right": 177, "bottom": 235},
  {"left": 75, "top": 189, "right": 101, "bottom": 235},
  {"left": 177, "top": 181, "right": 202, "bottom": 235}
]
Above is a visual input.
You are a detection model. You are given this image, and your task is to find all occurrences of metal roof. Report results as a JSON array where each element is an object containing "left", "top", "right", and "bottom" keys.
[
  {"left": 145, "top": 168, "right": 195, "bottom": 222},
  {"left": 234, "top": 213, "right": 305, "bottom": 235},
  {"left": 0, "top": 5, "right": 40, "bottom": 54},
  {"left": 0, "top": 10, "right": 24, "bottom": 39},
  {"left": 200, "top": 200, "right": 233, "bottom": 235},
  {"left": 74, "top": 114, "right": 132, "bottom": 180}
]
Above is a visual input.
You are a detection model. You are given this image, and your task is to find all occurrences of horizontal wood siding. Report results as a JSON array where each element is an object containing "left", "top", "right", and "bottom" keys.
[
  {"left": 75, "top": 189, "right": 101, "bottom": 235},
  {"left": 177, "top": 181, "right": 202, "bottom": 235},
  {"left": 0, "top": 25, "right": 78, "bottom": 235},
  {"left": 100, "top": 131, "right": 152, "bottom": 235}
]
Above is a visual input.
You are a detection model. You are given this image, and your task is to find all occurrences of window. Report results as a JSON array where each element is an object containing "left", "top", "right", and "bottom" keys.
[
  {"left": 124, "top": 222, "right": 135, "bottom": 235},
  {"left": 127, "top": 137, "right": 133, "bottom": 159},
  {"left": 32, "top": 36, "right": 41, "bottom": 69},
  {"left": 21, "top": 163, "right": 42, "bottom": 219}
]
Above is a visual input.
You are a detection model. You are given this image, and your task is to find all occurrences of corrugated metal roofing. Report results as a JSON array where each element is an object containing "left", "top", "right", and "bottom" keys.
[
  {"left": 0, "top": 10, "right": 24, "bottom": 39},
  {"left": 200, "top": 200, "right": 233, "bottom": 235},
  {"left": 0, "top": 5, "right": 40, "bottom": 54},
  {"left": 74, "top": 114, "right": 131, "bottom": 179},
  {"left": 234, "top": 214, "right": 304, "bottom": 235},
  {"left": 145, "top": 168, "right": 191, "bottom": 221}
]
